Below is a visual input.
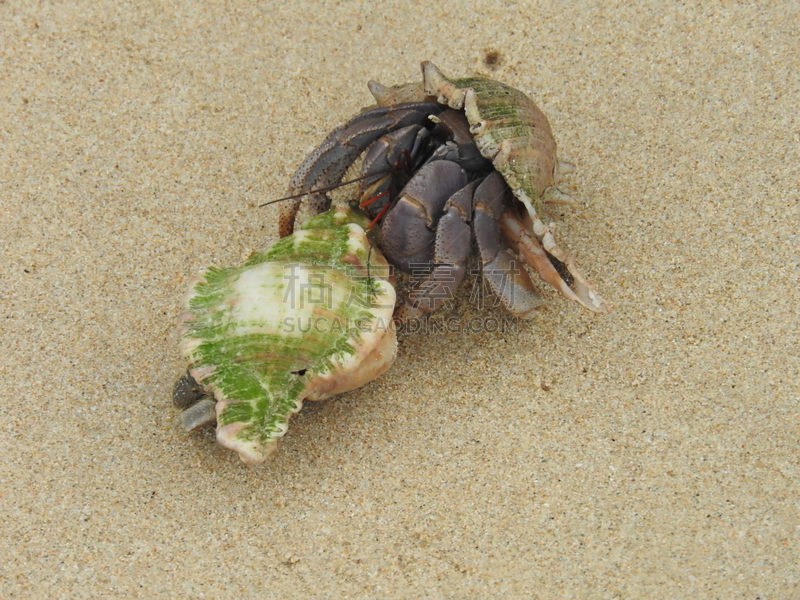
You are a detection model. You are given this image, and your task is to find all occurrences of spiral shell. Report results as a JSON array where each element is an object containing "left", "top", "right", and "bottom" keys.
[{"left": 178, "top": 206, "right": 397, "bottom": 465}]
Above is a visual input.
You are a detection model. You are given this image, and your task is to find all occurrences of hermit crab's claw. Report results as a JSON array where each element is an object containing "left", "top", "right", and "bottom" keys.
[
  {"left": 178, "top": 206, "right": 397, "bottom": 465},
  {"left": 377, "top": 161, "right": 472, "bottom": 322},
  {"left": 472, "top": 173, "right": 545, "bottom": 318},
  {"left": 399, "top": 178, "right": 479, "bottom": 321},
  {"left": 379, "top": 160, "right": 468, "bottom": 272}
]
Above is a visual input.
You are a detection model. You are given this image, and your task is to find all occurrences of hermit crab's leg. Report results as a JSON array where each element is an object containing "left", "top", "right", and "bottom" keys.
[
  {"left": 280, "top": 102, "right": 443, "bottom": 237},
  {"left": 472, "top": 173, "right": 545, "bottom": 319},
  {"left": 357, "top": 124, "right": 430, "bottom": 218},
  {"left": 357, "top": 109, "right": 492, "bottom": 220},
  {"left": 398, "top": 179, "right": 481, "bottom": 323}
]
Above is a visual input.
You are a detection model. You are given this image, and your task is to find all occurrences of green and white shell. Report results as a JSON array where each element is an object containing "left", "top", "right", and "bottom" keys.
[{"left": 178, "top": 206, "right": 397, "bottom": 466}]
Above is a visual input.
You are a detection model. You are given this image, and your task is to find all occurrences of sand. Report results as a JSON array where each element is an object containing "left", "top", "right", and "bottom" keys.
[{"left": 2, "top": 1, "right": 798, "bottom": 597}]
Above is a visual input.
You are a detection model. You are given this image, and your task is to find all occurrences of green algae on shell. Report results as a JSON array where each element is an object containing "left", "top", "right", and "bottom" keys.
[
  {"left": 420, "top": 61, "right": 560, "bottom": 222},
  {"left": 178, "top": 206, "right": 397, "bottom": 466}
]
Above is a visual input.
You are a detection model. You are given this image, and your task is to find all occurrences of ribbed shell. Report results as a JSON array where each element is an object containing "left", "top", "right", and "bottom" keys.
[
  {"left": 455, "top": 76, "right": 557, "bottom": 198},
  {"left": 178, "top": 206, "right": 396, "bottom": 465},
  {"left": 421, "top": 62, "right": 559, "bottom": 220}
]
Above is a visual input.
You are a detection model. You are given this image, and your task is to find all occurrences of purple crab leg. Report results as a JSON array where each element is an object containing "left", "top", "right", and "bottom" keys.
[
  {"left": 472, "top": 172, "right": 545, "bottom": 319},
  {"left": 280, "top": 102, "right": 443, "bottom": 237},
  {"left": 397, "top": 179, "right": 480, "bottom": 322}
]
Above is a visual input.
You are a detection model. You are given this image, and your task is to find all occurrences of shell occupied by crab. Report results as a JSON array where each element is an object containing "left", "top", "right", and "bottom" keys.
[{"left": 174, "top": 62, "right": 607, "bottom": 465}]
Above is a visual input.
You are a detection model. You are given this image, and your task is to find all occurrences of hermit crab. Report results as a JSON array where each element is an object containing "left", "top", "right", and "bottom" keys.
[
  {"left": 174, "top": 62, "right": 607, "bottom": 465},
  {"left": 280, "top": 62, "right": 607, "bottom": 321}
]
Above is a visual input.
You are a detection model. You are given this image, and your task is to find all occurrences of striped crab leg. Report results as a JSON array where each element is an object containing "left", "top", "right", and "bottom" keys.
[{"left": 279, "top": 102, "right": 443, "bottom": 237}]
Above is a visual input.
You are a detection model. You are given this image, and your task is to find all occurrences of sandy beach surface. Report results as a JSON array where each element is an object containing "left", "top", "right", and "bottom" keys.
[{"left": 2, "top": 1, "right": 798, "bottom": 597}]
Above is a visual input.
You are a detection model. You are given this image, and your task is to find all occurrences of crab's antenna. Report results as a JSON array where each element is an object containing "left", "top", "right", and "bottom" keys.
[
  {"left": 363, "top": 148, "right": 415, "bottom": 230},
  {"left": 259, "top": 170, "right": 392, "bottom": 208}
]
